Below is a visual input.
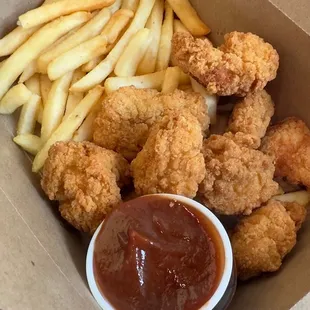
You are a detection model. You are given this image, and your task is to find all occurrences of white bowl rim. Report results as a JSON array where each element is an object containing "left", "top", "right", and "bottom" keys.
[{"left": 86, "top": 193, "right": 233, "bottom": 310}]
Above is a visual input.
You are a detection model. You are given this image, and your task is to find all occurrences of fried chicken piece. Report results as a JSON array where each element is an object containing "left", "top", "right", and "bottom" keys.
[
  {"left": 131, "top": 113, "right": 205, "bottom": 198},
  {"left": 199, "top": 135, "right": 278, "bottom": 215},
  {"left": 172, "top": 32, "right": 279, "bottom": 96},
  {"left": 227, "top": 90, "right": 275, "bottom": 148},
  {"left": 93, "top": 87, "right": 209, "bottom": 161},
  {"left": 41, "top": 141, "right": 130, "bottom": 233},
  {"left": 261, "top": 117, "right": 310, "bottom": 187},
  {"left": 231, "top": 200, "right": 306, "bottom": 280}
]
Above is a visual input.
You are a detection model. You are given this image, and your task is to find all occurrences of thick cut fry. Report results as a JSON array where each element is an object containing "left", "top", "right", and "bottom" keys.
[
  {"left": 37, "top": 9, "right": 111, "bottom": 74},
  {"left": 73, "top": 109, "right": 97, "bottom": 142},
  {"left": 173, "top": 19, "right": 190, "bottom": 33},
  {"left": 115, "top": 28, "right": 152, "bottom": 77},
  {"left": 47, "top": 35, "right": 108, "bottom": 80},
  {"left": 40, "top": 75, "right": 52, "bottom": 106},
  {"left": 121, "top": 0, "right": 139, "bottom": 11},
  {"left": 136, "top": 0, "right": 164, "bottom": 75},
  {"left": 108, "top": 0, "right": 122, "bottom": 13},
  {"left": 71, "top": 0, "right": 156, "bottom": 92},
  {"left": 41, "top": 72, "right": 73, "bottom": 142},
  {"left": 0, "top": 12, "right": 90, "bottom": 101},
  {"left": 82, "top": 56, "right": 104, "bottom": 72},
  {"left": 167, "top": 0, "right": 210, "bottom": 36},
  {"left": 156, "top": 2, "right": 173, "bottom": 71},
  {"left": 0, "top": 84, "right": 32, "bottom": 114},
  {"left": 272, "top": 191, "right": 310, "bottom": 206},
  {"left": 18, "top": 0, "right": 114, "bottom": 28},
  {"left": 17, "top": 94, "right": 41, "bottom": 135},
  {"left": 32, "top": 85, "right": 104, "bottom": 172},
  {"left": 25, "top": 74, "right": 43, "bottom": 123},
  {"left": 161, "top": 66, "right": 181, "bottom": 93},
  {"left": 13, "top": 134, "right": 42, "bottom": 155},
  {"left": 64, "top": 69, "right": 85, "bottom": 119}
]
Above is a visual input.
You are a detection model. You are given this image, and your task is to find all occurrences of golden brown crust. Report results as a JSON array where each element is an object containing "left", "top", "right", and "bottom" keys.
[
  {"left": 199, "top": 135, "right": 278, "bottom": 215},
  {"left": 93, "top": 87, "right": 209, "bottom": 161},
  {"left": 172, "top": 32, "right": 279, "bottom": 96},
  {"left": 282, "top": 201, "right": 307, "bottom": 231},
  {"left": 41, "top": 141, "right": 130, "bottom": 233},
  {"left": 131, "top": 113, "right": 205, "bottom": 198},
  {"left": 261, "top": 117, "right": 310, "bottom": 187}
]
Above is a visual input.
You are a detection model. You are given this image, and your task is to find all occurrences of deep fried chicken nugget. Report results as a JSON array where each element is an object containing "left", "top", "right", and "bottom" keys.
[
  {"left": 231, "top": 200, "right": 306, "bottom": 280},
  {"left": 172, "top": 32, "right": 279, "bottom": 96},
  {"left": 131, "top": 113, "right": 205, "bottom": 198},
  {"left": 261, "top": 117, "right": 310, "bottom": 187},
  {"left": 41, "top": 141, "right": 130, "bottom": 233},
  {"left": 199, "top": 135, "right": 278, "bottom": 215},
  {"left": 93, "top": 87, "right": 209, "bottom": 160}
]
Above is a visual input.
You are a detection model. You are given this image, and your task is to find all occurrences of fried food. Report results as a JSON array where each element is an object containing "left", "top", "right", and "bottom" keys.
[
  {"left": 231, "top": 200, "right": 306, "bottom": 280},
  {"left": 41, "top": 141, "right": 130, "bottom": 233},
  {"left": 228, "top": 90, "right": 275, "bottom": 147},
  {"left": 131, "top": 113, "right": 205, "bottom": 198},
  {"left": 93, "top": 87, "right": 209, "bottom": 160},
  {"left": 261, "top": 117, "right": 310, "bottom": 187},
  {"left": 172, "top": 32, "right": 279, "bottom": 96},
  {"left": 199, "top": 134, "right": 278, "bottom": 215}
]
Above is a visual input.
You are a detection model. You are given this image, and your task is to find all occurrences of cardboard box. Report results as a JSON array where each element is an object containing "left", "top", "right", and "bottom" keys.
[{"left": 1, "top": 0, "right": 309, "bottom": 309}]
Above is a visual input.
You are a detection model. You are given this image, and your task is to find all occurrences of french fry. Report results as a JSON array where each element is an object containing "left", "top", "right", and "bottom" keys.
[
  {"left": 25, "top": 74, "right": 43, "bottom": 123},
  {"left": 115, "top": 28, "right": 152, "bottom": 77},
  {"left": 156, "top": 2, "right": 173, "bottom": 71},
  {"left": 19, "top": 60, "right": 37, "bottom": 83},
  {"left": 0, "top": 84, "right": 32, "bottom": 114},
  {"left": 47, "top": 35, "right": 108, "bottom": 81},
  {"left": 108, "top": 0, "right": 122, "bottom": 13},
  {"left": 167, "top": 0, "right": 210, "bottom": 36},
  {"left": 37, "top": 105, "right": 44, "bottom": 124},
  {"left": 17, "top": 94, "right": 41, "bottom": 135},
  {"left": 72, "top": 109, "right": 97, "bottom": 142},
  {"left": 136, "top": 0, "right": 164, "bottom": 75},
  {"left": 64, "top": 69, "right": 85, "bottom": 119},
  {"left": 161, "top": 66, "right": 181, "bottom": 93},
  {"left": 37, "top": 8, "right": 111, "bottom": 74},
  {"left": 82, "top": 56, "right": 104, "bottom": 72},
  {"left": 272, "top": 191, "right": 310, "bottom": 206},
  {"left": 71, "top": 0, "right": 156, "bottom": 92},
  {"left": 13, "top": 134, "right": 42, "bottom": 155},
  {"left": 0, "top": 12, "right": 91, "bottom": 101},
  {"left": 41, "top": 71, "right": 73, "bottom": 142},
  {"left": 18, "top": 0, "right": 114, "bottom": 29},
  {"left": 40, "top": 75, "right": 52, "bottom": 106},
  {"left": 173, "top": 19, "right": 190, "bottom": 33},
  {"left": 32, "top": 85, "right": 104, "bottom": 172},
  {"left": 121, "top": 0, "right": 139, "bottom": 12}
]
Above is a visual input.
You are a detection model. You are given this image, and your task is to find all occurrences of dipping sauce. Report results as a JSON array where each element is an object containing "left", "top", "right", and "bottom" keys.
[{"left": 93, "top": 196, "right": 224, "bottom": 310}]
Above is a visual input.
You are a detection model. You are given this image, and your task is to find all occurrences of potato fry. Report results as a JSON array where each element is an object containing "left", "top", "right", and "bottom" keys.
[
  {"left": 167, "top": 0, "right": 210, "bottom": 36},
  {"left": 72, "top": 109, "right": 97, "bottom": 142},
  {"left": 37, "top": 104, "right": 44, "bottom": 124},
  {"left": 0, "top": 12, "right": 90, "bottom": 101},
  {"left": 0, "top": 84, "right": 32, "bottom": 114},
  {"left": 108, "top": 0, "right": 122, "bottom": 13},
  {"left": 13, "top": 134, "right": 42, "bottom": 155},
  {"left": 272, "top": 191, "right": 310, "bottom": 206},
  {"left": 64, "top": 69, "right": 85, "bottom": 119},
  {"left": 82, "top": 56, "right": 104, "bottom": 72},
  {"left": 173, "top": 19, "right": 190, "bottom": 33},
  {"left": 18, "top": 0, "right": 114, "bottom": 29},
  {"left": 47, "top": 35, "right": 108, "bottom": 81},
  {"left": 37, "top": 9, "right": 111, "bottom": 74},
  {"left": 136, "top": 0, "right": 164, "bottom": 75},
  {"left": 156, "top": 2, "right": 173, "bottom": 71},
  {"left": 115, "top": 28, "right": 152, "bottom": 77},
  {"left": 17, "top": 94, "right": 41, "bottom": 135},
  {"left": 40, "top": 75, "right": 52, "bottom": 106},
  {"left": 32, "top": 85, "right": 104, "bottom": 172},
  {"left": 121, "top": 0, "right": 139, "bottom": 12},
  {"left": 41, "top": 71, "right": 73, "bottom": 142},
  {"left": 161, "top": 66, "right": 181, "bottom": 93},
  {"left": 71, "top": 0, "right": 156, "bottom": 92},
  {"left": 25, "top": 74, "right": 43, "bottom": 123},
  {"left": 19, "top": 60, "right": 37, "bottom": 83}
]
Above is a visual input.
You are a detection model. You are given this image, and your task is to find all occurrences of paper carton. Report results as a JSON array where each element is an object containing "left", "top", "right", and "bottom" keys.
[{"left": 1, "top": 0, "right": 309, "bottom": 309}]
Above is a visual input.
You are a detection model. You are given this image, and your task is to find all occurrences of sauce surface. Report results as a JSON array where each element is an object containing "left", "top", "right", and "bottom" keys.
[{"left": 93, "top": 196, "right": 224, "bottom": 310}]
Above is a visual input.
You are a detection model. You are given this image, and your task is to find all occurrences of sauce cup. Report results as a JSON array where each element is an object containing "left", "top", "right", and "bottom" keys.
[{"left": 86, "top": 194, "right": 234, "bottom": 310}]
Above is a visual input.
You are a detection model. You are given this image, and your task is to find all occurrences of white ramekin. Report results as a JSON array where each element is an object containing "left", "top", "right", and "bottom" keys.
[{"left": 86, "top": 194, "right": 233, "bottom": 310}]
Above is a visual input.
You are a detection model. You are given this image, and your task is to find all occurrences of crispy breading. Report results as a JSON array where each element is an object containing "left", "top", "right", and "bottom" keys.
[
  {"left": 93, "top": 87, "right": 209, "bottom": 160},
  {"left": 41, "top": 141, "right": 130, "bottom": 233},
  {"left": 261, "top": 117, "right": 310, "bottom": 187},
  {"left": 131, "top": 113, "right": 205, "bottom": 198},
  {"left": 172, "top": 32, "right": 279, "bottom": 96},
  {"left": 231, "top": 200, "right": 306, "bottom": 280},
  {"left": 199, "top": 134, "right": 278, "bottom": 215}
]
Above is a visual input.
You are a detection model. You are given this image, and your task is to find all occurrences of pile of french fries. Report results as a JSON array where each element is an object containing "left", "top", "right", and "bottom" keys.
[{"left": 0, "top": 0, "right": 214, "bottom": 173}]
